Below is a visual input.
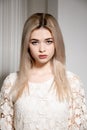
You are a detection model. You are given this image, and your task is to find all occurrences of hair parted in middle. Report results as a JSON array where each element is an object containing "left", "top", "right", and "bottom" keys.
[
  {"left": 10, "top": 13, "right": 71, "bottom": 102},
  {"left": 21, "top": 13, "right": 65, "bottom": 67}
]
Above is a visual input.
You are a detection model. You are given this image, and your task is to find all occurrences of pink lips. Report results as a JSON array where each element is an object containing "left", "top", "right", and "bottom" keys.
[{"left": 38, "top": 55, "right": 47, "bottom": 59}]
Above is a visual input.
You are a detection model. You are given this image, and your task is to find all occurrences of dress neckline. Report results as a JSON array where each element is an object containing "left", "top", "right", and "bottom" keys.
[{"left": 28, "top": 76, "right": 54, "bottom": 85}]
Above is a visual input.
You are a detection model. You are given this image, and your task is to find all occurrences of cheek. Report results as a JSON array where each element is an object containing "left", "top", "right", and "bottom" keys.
[
  {"left": 29, "top": 47, "right": 38, "bottom": 59},
  {"left": 51, "top": 49, "right": 55, "bottom": 56},
  {"left": 49, "top": 46, "right": 55, "bottom": 55}
]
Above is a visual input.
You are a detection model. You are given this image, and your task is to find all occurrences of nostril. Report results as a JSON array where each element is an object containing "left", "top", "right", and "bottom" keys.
[{"left": 39, "top": 49, "right": 46, "bottom": 53}]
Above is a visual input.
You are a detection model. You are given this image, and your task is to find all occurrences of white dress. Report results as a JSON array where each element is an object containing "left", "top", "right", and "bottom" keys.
[{"left": 0, "top": 71, "right": 87, "bottom": 130}]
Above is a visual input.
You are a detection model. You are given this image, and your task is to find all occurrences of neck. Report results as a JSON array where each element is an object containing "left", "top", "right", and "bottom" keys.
[{"left": 31, "top": 61, "right": 53, "bottom": 75}]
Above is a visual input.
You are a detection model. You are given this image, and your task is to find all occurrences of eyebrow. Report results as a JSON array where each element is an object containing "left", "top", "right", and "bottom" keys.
[
  {"left": 29, "top": 39, "right": 38, "bottom": 41},
  {"left": 45, "top": 38, "right": 54, "bottom": 41},
  {"left": 29, "top": 38, "right": 53, "bottom": 41}
]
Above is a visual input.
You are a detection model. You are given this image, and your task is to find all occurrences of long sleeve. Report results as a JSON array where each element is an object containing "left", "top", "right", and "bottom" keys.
[
  {"left": 0, "top": 73, "right": 17, "bottom": 130},
  {"left": 68, "top": 72, "right": 87, "bottom": 130}
]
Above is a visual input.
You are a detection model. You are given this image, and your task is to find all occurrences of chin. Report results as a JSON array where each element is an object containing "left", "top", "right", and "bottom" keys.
[{"left": 36, "top": 60, "right": 49, "bottom": 65}]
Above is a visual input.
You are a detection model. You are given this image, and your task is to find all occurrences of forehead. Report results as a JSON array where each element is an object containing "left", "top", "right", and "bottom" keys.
[{"left": 30, "top": 28, "right": 52, "bottom": 39}]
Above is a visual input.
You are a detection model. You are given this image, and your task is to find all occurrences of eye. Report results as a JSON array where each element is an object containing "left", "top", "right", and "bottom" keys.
[
  {"left": 31, "top": 41, "right": 38, "bottom": 45},
  {"left": 30, "top": 40, "right": 39, "bottom": 45},
  {"left": 46, "top": 40, "right": 53, "bottom": 45}
]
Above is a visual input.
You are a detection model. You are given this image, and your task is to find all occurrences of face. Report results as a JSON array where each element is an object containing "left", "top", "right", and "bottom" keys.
[{"left": 29, "top": 28, "right": 55, "bottom": 66}]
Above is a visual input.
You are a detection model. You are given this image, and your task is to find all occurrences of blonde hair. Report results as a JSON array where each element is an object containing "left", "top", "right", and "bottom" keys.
[{"left": 10, "top": 13, "right": 71, "bottom": 102}]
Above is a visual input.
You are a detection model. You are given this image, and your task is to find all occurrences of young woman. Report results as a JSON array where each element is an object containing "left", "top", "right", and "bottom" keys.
[{"left": 0, "top": 13, "right": 87, "bottom": 130}]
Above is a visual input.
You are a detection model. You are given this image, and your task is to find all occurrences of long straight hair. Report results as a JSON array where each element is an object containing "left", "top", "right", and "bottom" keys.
[{"left": 10, "top": 13, "right": 71, "bottom": 102}]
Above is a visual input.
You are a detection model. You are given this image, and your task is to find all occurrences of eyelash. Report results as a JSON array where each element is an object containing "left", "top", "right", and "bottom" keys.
[
  {"left": 46, "top": 40, "right": 53, "bottom": 44},
  {"left": 31, "top": 41, "right": 38, "bottom": 45},
  {"left": 30, "top": 40, "right": 53, "bottom": 45}
]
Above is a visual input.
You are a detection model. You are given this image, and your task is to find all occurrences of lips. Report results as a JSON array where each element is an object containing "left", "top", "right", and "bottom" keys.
[{"left": 38, "top": 55, "right": 47, "bottom": 59}]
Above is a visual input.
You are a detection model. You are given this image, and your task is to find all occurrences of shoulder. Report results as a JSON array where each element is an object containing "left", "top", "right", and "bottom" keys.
[
  {"left": 66, "top": 71, "right": 84, "bottom": 95},
  {"left": 3, "top": 72, "right": 18, "bottom": 85},
  {"left": 66, "top": 71, "right": 80, "bottom": 80},
  {"left": 66, "top": 71, "right": 86, "bottom": 108},
  {"left": 66, "top": 71, "right": 83, "bottom": 86},
  {"left": 1, "top": 72, "right": 18, "bottom": 93}
]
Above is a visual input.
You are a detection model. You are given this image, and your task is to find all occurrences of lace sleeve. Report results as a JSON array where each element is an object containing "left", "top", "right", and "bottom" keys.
[
  {"left": 0, "top": 73, "right": 17, "bottom": 130},
  {"left": 68, "top": 73, "right": 87, "bottom": 130}
]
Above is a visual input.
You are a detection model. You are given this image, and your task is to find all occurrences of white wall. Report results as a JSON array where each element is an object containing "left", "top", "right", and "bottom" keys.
[
  {"left": 27, "top": 0, "right": 47, "bottom": 17},
  {"left": 58, "top": 0, "right": 87, "bottom": 93},
  {"left": 0, "top": 0, "right": 28, "bottom": 87},
  {"left": 27, "top": 0, "right": 58, "bottom": 19}
]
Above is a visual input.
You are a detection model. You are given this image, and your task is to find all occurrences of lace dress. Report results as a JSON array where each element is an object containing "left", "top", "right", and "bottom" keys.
[{"left": 0, "top": 71, "right": 87, "bottom": 130}]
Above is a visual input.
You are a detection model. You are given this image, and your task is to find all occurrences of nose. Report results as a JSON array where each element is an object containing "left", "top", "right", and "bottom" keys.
[{"left": 39, "top": 43, "right": 46, "bottom": 52}]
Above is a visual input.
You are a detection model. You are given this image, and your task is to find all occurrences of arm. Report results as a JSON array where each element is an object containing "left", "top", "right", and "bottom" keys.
[
  {"left": 68, "top": 73, "right": 87, "bottom": 129},
  {"left": 0, "top": 73, "right": 16, "bottom": 130}
]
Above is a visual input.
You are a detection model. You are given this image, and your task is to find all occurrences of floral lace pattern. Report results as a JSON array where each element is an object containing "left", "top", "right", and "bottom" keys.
[
  {"left": 0, "top": 72, "right": 87, "bottom": 130},
  {"left": 0, "top": 73, "right": 16, "bottom": 130},
  {"left": 67, "top": 72, "right": 87, "bottom": 130}
]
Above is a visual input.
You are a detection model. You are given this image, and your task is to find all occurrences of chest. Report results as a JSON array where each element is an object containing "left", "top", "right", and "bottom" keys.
[
  {"left": 14, "top": 85, "right": 70, "bottom": 130},
  {"left": 14, "top": 85, "right": 69, "bottom": 121}
]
